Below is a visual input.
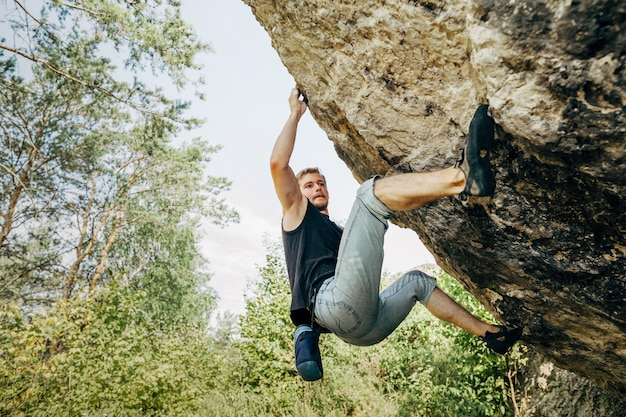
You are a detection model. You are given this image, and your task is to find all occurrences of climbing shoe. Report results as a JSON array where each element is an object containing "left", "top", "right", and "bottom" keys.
[
  {"left": 294, "top": 325, "right": 323, "bottom": 381},
  {"left": 455, "top": 104, "right": 496, "bottom": 204},
  {"left": 482, "top": 325, "right": 523, "bottom": 354}
]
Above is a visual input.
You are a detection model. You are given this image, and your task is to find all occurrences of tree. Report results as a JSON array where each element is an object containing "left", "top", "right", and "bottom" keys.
[
  {"left": 0, "top": 0, "right": 238, "bottom": 313},
  {"left": 0, "top": 0, "right": 206, "bottom": 108},
  {"left": 0, "top": 3, "right": 241, "bottom": 414},
  {"left": 0, "top": 282, "right": 228, "bottom": 416}
]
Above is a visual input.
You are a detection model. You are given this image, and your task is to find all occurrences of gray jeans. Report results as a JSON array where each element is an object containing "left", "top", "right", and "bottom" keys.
[{"left": 314, "top": 177, "right": 437, "bottom": 346}]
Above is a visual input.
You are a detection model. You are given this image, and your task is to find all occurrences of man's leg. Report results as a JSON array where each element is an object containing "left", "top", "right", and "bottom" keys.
[
  {"left": 342, "top": 269, "right": 437, "bottom": 346},
  {"left": 373, "top": 166, "right": 465, "bottom": 211},
  {"left": 425, "top": 288, "right": 499, "bottom": 337},
  {"left": 316, "top": 106, "right": 522, "bottom": 350},
  {"left": 339, "top": 271, "right": 501, "bottom": 346},
  {"left": 314, "top": 167, "right": 487, "bottom": 340},
  {"left": 314, "top": 177, "right": 392, "bottom": 339},
  {"left": 426, "top": 288, "right": 523, "bottom": 354},
  {"left": 315, "top": 175, "right": 484, "bottom": 343}
]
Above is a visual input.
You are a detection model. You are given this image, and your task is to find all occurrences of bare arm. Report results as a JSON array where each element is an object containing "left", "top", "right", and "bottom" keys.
[{"left": 270, "top": 88, "right": 308, "bottom": 228}]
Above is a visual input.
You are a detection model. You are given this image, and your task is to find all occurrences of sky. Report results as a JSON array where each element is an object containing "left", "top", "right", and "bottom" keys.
[{"left": 181, "top": 1, "right": 435, "bottom": 316}]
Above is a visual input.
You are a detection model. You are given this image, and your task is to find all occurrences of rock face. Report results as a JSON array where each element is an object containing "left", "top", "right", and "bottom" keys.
[
  {"left": 516, "top": 352, "right": 626, "bottom": 417},
  {"left": 243, "top": 0, "right": 626, "bottom": 399}
]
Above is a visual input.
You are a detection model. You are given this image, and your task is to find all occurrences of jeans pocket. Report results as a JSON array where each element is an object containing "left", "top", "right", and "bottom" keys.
[{"left": 316, "top": 299, "right": 362, "bottom": 335}]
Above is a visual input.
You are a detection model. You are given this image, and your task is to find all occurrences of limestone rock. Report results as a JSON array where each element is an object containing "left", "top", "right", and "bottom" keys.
[{"left": 243, "top": 0, "right": 626, "bottom": 400}]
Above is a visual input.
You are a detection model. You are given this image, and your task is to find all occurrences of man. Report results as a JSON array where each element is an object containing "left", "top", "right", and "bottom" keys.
[{"left": 270, "top": 87, "right": 522, "bottom": 381}]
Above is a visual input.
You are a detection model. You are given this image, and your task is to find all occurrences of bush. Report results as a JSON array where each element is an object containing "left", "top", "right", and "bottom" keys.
[{"left": 0, "top": 284, "right": 223, "bottom": 417}]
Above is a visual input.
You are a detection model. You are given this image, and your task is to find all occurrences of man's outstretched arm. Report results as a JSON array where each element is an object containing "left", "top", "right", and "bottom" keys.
[{"left": 270, "top": 88, "right": 308, "bottom": 228}]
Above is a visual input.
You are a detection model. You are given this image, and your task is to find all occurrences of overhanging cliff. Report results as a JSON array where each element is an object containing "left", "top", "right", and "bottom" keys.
[{"left": 242, "top": 0, "right": 626, "bottom": 399}]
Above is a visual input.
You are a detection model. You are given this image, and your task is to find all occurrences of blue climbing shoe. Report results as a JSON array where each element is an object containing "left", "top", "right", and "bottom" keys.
[
  {"left": 455, "top": 104, "right": 496, "bottom": 204},
  {"left": 294, "top": 325, "right": 323, "bottom": 381}
]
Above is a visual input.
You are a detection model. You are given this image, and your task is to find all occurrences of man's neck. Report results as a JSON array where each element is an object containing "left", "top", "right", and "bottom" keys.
[{"left": 315, "top": 205, "right": 329, "bottom": 216}]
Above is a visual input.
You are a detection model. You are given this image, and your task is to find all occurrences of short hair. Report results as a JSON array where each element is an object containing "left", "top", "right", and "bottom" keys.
[{"left": 296, "top": 167, "right": 326, "bottom": 183}]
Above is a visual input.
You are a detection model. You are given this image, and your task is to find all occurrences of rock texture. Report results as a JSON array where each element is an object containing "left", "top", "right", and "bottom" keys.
[
  {"left": 243, "top": 0, "right": 626, "bottom": 399},
  {"left": 515, "top": 352, "right": 626, "bottom": 417}
]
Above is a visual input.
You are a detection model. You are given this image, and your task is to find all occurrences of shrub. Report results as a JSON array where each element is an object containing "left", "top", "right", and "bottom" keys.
[{"left": 0, "top": 284, "right": 222, "bottom": 416}]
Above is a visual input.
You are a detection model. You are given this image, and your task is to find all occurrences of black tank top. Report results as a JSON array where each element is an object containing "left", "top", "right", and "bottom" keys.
[{"left": 282, "top": 200, "right": 343, "bottom": 325}]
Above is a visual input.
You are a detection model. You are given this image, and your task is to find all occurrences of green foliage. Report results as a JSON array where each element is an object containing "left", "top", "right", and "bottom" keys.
[
  {"left": 0, "top": 238, "right": 525, "bottom": 416},
  {"left": 2, "top": 0, "right": 208, "bottom": 96},
  {"left": 237, "top": 239, "right": 295, "bottom": 387},
  {"left": 0, "top": 283, "right": 223, "bottom": 416}
]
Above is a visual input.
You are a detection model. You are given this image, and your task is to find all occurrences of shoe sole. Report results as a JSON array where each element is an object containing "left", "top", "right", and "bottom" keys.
[{"left": 459, "top": 105, "right": 496, "bottom": 201}]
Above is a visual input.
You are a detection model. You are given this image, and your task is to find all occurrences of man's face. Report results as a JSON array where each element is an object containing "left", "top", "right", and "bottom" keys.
[{"left": 299, "top": 173, "right": 329, "bottom": 211}]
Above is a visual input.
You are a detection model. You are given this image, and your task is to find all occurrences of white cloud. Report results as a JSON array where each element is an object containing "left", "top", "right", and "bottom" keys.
[{"left": 201, "top": 202, "right": 279, "bottom": 315}]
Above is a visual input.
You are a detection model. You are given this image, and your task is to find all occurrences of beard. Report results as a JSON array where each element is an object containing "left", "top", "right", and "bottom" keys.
[{"left": 311, "top": 197, "right": 328, "bottom": 212}]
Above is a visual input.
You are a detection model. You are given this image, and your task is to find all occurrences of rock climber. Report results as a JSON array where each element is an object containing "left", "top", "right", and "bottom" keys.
[{"left": 269, "top": 87, "right": 522, "bottom": 381}]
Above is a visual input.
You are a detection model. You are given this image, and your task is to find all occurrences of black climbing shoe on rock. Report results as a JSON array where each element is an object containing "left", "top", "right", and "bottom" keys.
[
  {"left": 482, "top": 325, "right": 523, "bottom": 354},
  {"left": 455, "top": 104, "right": 496, "bottom": 204}
]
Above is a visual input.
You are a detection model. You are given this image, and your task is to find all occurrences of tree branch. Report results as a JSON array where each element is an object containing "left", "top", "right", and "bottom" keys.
[
  {"left": 89, "top": 209, "right": 122, "bottom": 293},
  {"left": 0, "top": 44, "right": 160, "bottom": 117},
  {"left": 0, "top": 147, "right": 38, "bottom": 248},
  {"left": 58, "top": 1, "right": 102, "bottom": 16},
  {"left": 13, "top": 0, "right": 62, "bottom": 44}
]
